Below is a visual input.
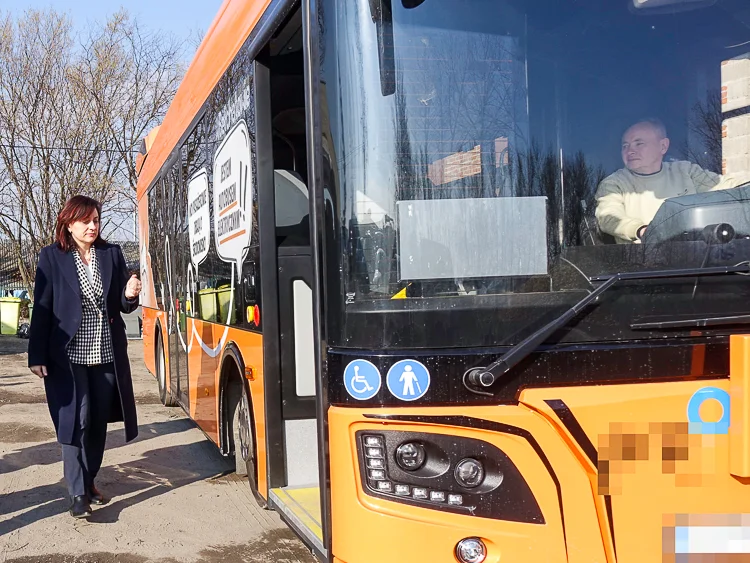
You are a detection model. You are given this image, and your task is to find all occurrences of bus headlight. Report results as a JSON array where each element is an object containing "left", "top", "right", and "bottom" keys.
[
  {"left": 395, "top": 441, "right": 426, "bottom": 471},
  {"left": 454, "top": 458, "right": 485, "bottom": 488},
  {"left": 455, "top": 538, "right": 487, "bottom": 563},
  {"left": 356, "top": 430, "right": 543, "bottom": 523}
]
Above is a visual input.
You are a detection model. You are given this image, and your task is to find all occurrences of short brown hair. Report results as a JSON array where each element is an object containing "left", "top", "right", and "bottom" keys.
[{"left": 55, "top": 195, "right": 107, "bottom": 252}]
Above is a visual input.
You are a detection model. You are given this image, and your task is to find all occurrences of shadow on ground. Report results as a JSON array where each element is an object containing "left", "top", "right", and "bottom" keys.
[
  {"left": 0, "top": 418, "right": 211, "bottom": 537},
  {"left": 0, "top": 337, "right": 28, "bottom": 356}
]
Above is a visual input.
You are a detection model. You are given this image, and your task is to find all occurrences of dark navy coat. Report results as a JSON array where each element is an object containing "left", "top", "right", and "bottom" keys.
[{"left": 28, "top": 242, "right": 139, "bottom": 445}]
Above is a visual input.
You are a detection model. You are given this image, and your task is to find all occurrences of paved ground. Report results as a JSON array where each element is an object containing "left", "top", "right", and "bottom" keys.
[{"left": 0, "top": 336, "right": 317, "bottom": 563}]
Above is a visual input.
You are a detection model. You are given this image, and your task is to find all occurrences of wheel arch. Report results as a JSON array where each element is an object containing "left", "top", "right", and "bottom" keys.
[
  {"left": 153, "top": 315, "right": 179, "bottom": 407},
  {"left": 218, "top": 342, "right": 257, "bottom": 457},
  {"left": 153, "top": 317, "right": 163, "bottom": 369}
]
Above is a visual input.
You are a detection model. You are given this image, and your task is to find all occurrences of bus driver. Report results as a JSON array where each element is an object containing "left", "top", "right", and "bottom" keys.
[{"left": 594, "top": 118, "right": 727, "bottom": 244}]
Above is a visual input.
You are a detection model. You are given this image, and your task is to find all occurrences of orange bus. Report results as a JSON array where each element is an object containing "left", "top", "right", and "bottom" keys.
[{"left": 136, "top": 0, "right": 750, "bottom": 561}]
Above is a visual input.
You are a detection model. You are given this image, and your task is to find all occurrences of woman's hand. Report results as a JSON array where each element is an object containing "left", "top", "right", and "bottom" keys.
[
  {"left": 125, "top": 274, "right": 142, "bottom": 300},
  {"left": 30, "top": 365, "right": 48, "bottom": 378}
]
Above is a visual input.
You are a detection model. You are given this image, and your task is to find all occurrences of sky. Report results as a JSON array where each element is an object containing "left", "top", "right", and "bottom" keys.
[{"left": 2, "top": 0, "right": 225, "bottom": 55}]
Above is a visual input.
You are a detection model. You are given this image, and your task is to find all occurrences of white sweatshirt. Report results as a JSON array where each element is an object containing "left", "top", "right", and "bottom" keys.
[{"left": 594, "top": 161, "right": 722, "bottom": 243}]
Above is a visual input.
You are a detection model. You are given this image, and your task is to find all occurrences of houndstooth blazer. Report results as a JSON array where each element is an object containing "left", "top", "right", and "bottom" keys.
[{"left": 67, "top": 248, "right": 114, "bottom": 365}]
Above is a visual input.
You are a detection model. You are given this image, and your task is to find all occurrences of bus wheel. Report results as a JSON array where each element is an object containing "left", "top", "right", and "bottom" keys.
[
  {"left": 156, "top": 334, "right": 177, "bottom": 407},
  {"left": 231, "top": 377, "right": 263, "bottom": 505}
]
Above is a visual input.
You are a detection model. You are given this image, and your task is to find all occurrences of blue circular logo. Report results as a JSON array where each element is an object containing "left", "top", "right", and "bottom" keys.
[
  {"left": 687, "top": 387, "right": 730, "bottom": 435},
  {"left": 343, "top": 360, "right": 381, "bottom": 400},
  {"left": 386, "top": 360, "right": 430, "bottom": 401}
]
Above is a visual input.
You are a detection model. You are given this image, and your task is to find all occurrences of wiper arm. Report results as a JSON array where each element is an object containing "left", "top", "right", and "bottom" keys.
[
  {"left": 467, "top": 263, "right": 750, "bottom": 389},
  {"left": 631, "top": 313, "right": 750, "bottom": 330}
]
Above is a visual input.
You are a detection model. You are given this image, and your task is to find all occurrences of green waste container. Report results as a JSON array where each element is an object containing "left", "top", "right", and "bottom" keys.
[
  {"left": 198, "top": 288, "right": 219, "bottom": 322},
  {"left": 217, "top": 286, "right": 233, "bottom": 324},
  {"left": 0, "top": 297, "right": 23, "bottom": 335}
]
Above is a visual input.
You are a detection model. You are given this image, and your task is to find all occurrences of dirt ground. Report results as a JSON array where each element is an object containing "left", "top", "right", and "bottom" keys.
[{"left": 0, "top": 336, "right": 316, "bottom": 563}]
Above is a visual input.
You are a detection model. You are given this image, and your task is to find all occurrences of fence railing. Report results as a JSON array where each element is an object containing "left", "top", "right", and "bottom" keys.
[{"left": 0, "top": 241, "right": 139, "bottom": 295}]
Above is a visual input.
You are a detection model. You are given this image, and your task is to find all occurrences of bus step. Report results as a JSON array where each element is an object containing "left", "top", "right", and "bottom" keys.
[{"left": 269, "top": 486, "right": 325, "bottom": 559}]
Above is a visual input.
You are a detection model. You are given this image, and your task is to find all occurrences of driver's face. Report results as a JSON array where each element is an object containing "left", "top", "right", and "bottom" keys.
[{"left": 621, "top": 123, "right": 669, "bottom": 175}]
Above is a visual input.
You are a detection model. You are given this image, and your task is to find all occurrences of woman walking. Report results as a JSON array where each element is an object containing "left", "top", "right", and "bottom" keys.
[{"left": 27, "top": 195, "right": 142, "bottom": 519}]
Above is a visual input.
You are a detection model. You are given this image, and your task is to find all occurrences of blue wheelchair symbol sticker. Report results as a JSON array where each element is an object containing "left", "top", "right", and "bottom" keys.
[
  {"left": 343, "top": 360, "right": 381, "bottom": 400},
  {"left": 687, "top": 386, "right": 730, "bottom": 435},
  {"left": 386, "top": 360, "right": 430, "bottom": 401}
]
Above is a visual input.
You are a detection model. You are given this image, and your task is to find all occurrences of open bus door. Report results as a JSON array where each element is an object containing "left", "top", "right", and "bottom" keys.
[{"left": 252, "top": 56, "right": 327, "bottom": 560}]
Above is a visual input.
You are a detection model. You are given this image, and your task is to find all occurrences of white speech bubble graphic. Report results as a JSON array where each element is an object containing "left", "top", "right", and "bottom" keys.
[
  {"left": 187, "top": 169, "right": 210, "bottom": 268},
  {"left": 213, "top": 120, "right": 253, "bottom": 270}
]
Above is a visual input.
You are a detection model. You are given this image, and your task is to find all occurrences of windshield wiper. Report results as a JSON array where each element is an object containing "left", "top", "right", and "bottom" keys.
[
  {"left": 466, "top": 263, "right": 750, "bottom": 389},
  {"left": 631, "top": 313, "right": 750, "bottom": 330}
]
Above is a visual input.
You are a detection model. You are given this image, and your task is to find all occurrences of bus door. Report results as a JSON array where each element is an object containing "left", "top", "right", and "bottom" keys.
[
  {"left": 254, "top": 56, "right": 325, "bottom": 559},
  {"left": 273, "top": 233, "right": 320, "bottom": 548}
]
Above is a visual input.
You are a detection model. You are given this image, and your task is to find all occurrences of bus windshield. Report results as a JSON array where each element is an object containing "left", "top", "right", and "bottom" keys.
[{"left": 319, "top": 0, "right": 750, "bottom": 349}]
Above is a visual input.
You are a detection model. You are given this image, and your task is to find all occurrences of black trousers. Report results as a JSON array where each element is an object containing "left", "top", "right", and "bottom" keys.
[{"left": 62, "top": 362, "right": 116, "bottom": 498}]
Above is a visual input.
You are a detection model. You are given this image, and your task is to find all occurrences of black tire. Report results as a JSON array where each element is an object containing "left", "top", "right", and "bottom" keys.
[
  {"left": 156, "top": 334, "right": 178, "bottom": 407},
  {"left": 231, "top": 376, "right": 265, "bottom": 507}
]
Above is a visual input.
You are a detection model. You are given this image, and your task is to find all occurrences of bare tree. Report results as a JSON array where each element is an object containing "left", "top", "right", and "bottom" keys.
[
  {"left": 0, "top": 9, "right": 184, "bottom": 294},
  {"left": 682, "top": 89, "right": 723, "bottom": 174},
  {"left": 72, "top": 10, "right": 184, "bottom": 233},
  {"left": 187, "top": 27, "right": 207, "bottom": 54},
  {"left": 562, "top": 150, "right": 607, "bottom": 247}
]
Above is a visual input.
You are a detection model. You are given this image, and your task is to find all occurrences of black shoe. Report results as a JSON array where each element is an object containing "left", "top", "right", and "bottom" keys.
[
  {"left": 69, "top": 495, "right": 92, "bottom": 519},
  {"left": 88, "top": 485, "right": 107, "bottom": 505}
]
